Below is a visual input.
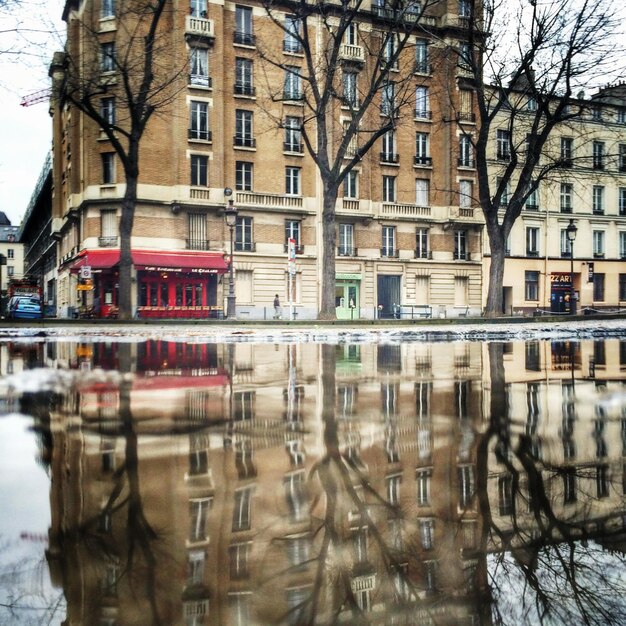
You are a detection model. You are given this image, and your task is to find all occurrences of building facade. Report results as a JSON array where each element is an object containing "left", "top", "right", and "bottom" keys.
[{"left": 47, "top": 0, "right": 485, "bottom": 320}]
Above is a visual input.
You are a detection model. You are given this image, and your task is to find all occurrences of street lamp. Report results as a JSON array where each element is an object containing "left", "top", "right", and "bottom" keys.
[
  {"left": 224, "top": 190, "right": 238, "bottom": 319},
  {"left": 0, "top": 254, "right": 6, "bottom": 317},
  {"left": 566, "top": 219, "right": 577, "bottom": 315}
]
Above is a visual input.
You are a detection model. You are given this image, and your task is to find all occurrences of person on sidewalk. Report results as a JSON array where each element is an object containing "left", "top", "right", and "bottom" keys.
[{"left": 273, "top": 294, "right": 282, "bottom": 319}]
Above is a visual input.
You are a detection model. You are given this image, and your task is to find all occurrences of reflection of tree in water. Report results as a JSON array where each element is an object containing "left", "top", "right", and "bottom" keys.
[{"left": 480, "top": 343, "right": 626, "bottom": 626}]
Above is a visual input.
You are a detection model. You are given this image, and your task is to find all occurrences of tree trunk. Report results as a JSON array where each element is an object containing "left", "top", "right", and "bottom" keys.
[
  {"left": 118, "top": 174, "right": 137, "bottom": 320},
  {"left": 484, "top": 218, "right": 506, "bottom": 318},
  {"left": 319, "top": 185, "right": 338, "bottom": 320}
]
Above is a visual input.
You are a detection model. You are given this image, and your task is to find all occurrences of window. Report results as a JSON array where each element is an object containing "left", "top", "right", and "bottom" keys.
[
  {"left": 232, "top": 487, "right": 253, "bottom": 531},
  {"left": 524, "top": 271, "right": 539, "bottom": 302},
  {"left": 188, "top": 213, "right": 208, "bottom": 250},
  {"left": 285, "top": 220, "right": 301, "bottom": 249},
  {"left": 382, "top": 175, "right": 396, "bottom": 202},
  {"left": 459, "top": 180, "right": 473, "bottom": 208},
  {"left": 592, "top": 185, "right": 605, "bottom": 214},
  {"left": 345, "top": 22, "right": 358, "bottom": 46},
  {"left": 382, "top": 33, "right": 398, "bottom": 70},
  {"left": 620, "top": 188, "right": 626, "bottom": 215},
  {"left": 382, "top": 225, "right": 396, "bottom": 257},
  {"left": 343, "top": 71, "right": 358, "bottom": 107},
  {"left": 6, "top": 249, "right": 14, "bottom": 259},
  {"left": 526, "top": 227, "right": 539, "bottom": 256},
  {"left": 459, "top": 89, "right": 474, "bottom": 121},
  {"left": 415, "top": 179, "right": 429, "bottom": 206},
  {"left": 190, "top": 47, "right": 210, "bottom": 87},
  {"left": 338, "top": 223, "right": 354, "bottom": 256},
  {"left": 593, "top": 273, "right": 605, "bottom": 301},
  {"left": 284, "top": 66, "right": 302, "bottom": 100},
  {"left": 415, "top": 39, "right": 429, "bottom": 73},
  {"left": 620, "top": 144, "right": 626, "bottom": 172},
  {"left": 235, "top": 161, "right": 253, "bottom": 191},
  {"left": 235, "top": 110, "right": 254, "bottom": 147},
  {"left": 101, "top": 0, "right": 115, "bottom": 18},
  {"left": 381, "top": 81, "right": 395, "bottom": 116},
  {"left": 496, "top": 129, "right": 511, "bottom": 160},
  {"left": 415, "top": 132, "right": 430, "bottom": 165},
  {"left": 189, "top": 497, "right": 211, "bottom": 542},
  {"left": 190, "top": 155, "right": 208, "bottom": 186},
  {"left": 525, "top": 184, "right": 539, "bottom": 210},
  {"left": 381, "top": 130, "right": 396, "bottom": 162},
  {"left": 190, "top": 101, "right": 210, "bottom": 140},
  {"left": 285, "top": 167, "right": 301, "bottom": 195},
  {"left": 100, "top": 209, "right": 117, "bottom": 246},
  {"left": 283, "top": 15, "right": 302, "bottom": 53},
  {"left": 592, "top": 106, "right": 602, "bottom": 121},
  {"left": 190, "top": 0, "right": 206, "bottom": 17},
  {"left": 229, "top": 543, "right": 250, "bottom": 580},
  {"left": 285, "top": 472, "right": 307, "bottom": 522},
  {"left": 619, "top": 273, "right": 626, "bottom": 299},
  {"left": 101, "top": 153, "right": 115, "bottom": 184},
  {"left": 286, "top": 536, "right": 310, "bottom": 569},
  {"left": 560, "top": 137, "right": 573, "bottom": 165},
  {"left": 100, "top": 42, "right": 115, "bottom": 72},
  {"left": 458, "top": 41, "right": 472, "bottom": 68},
  {"left": 527, "top": 97, "right": 537, "bottom": 112},
  {"left": 235, "top": 58, "right": 253, "bottom": 95},
  {"left": 620, "top": 233, "right": 626, "bottom": 259},
  {"left": 343, "top": 170, "right": 358, "bottom": 198},
  {"left": 284, "top": 116, "right": 302, "bottom": 152},
  {"left": 560, "top": 183, "right": 573, "bottom": 213},
  {"left": 454, "top": 135, "right": 473, "bottom": 171},
  {"left": 100, "top": 97, "right": 115, "bottom": 125},
  {"left": 496, "top": 176, "right": 510, "bottom": 206},
  {"left": 593, "top": 230, "right": 605, "bottom": 258},
  {"left": 234, "top": 5, "right": 254, "bottom": 45},
  {"left": 459, "top": 0, "right": 471, "bottom": 17},
  {"left": 618, "top": 109, "right": 626, "bottom": 124},
  {"left": 454, "top": 230, "right": 467, "bottom": 260},
  {"left": 235, "top": 216, "right": 253, "bottom": 251},
  {"left": 498, "top": 475, "right": 513, "bottom": 516},
  {"left": 6, "top": 266, "right": 14, "bottom": 277},
  {"left": 414, "top": 86, "right": 430, "bottom": 118},
  {"left": 592, "top": 141, "right": 605, "bottom": 170},
  {"left": 417, "top": 468, "right": 432, "bottom": 506},
  {"left": 416, "top": 228, "right": 429, "bottom": 259},
  {"left": 458, "top": 465, "right": 475, "bottom": 508},
  {"left": 561, "top": 229, "right": 572, "bottom": 257}
]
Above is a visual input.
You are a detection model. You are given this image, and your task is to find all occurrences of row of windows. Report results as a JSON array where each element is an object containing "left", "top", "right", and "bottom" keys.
[
  {"left": 519, "top": 226, "right": 626, "bottom": 259},
  {"left": 524, "top": 270, "right": 626, "bottom": 302}
]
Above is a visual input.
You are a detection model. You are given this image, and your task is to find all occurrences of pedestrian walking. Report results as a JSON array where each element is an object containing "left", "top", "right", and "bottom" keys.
[{"left": 273, "top": 294, "right": 282, "bottom": 319}]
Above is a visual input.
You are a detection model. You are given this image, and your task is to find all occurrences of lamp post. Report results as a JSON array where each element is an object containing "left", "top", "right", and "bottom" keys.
[
  {"left": 566, "top": 219, "right": 577, "bottom": 315},
  {"left": 224, "top": 190, "right": 238, "bottom": 319},
  {"left": 0, "top": 254, "right": 6, "bottom": 317}
]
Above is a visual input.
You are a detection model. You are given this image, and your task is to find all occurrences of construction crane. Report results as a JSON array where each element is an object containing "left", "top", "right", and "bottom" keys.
[{"left": 20, "top": 87, "right": 52, "bottom": 107}]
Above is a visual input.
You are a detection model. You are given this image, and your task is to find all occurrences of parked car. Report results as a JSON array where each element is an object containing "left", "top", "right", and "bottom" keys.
[{"left": 7, "top": 296, "right": 43, "bottom": 320}]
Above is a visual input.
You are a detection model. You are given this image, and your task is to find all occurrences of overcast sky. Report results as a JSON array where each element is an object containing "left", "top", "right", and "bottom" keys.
[{"left": 0, "top": 0, "right": 63, "bottom": 226}]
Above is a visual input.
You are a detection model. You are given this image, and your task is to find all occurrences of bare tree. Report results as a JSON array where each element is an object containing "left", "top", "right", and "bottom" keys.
[
  {"left": 258, "top": 0, "right": 440, "bottom": 319},
  {"left": 52, "top": 0, "right": 184, "bottom": 319},
  {"left": 456, "top": 0, "right": 623, "bottom": 317}
]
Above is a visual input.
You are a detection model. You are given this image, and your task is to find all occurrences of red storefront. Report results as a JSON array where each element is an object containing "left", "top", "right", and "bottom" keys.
[{"left": 70, "top": 249, "right": 229, "bottom": 319}]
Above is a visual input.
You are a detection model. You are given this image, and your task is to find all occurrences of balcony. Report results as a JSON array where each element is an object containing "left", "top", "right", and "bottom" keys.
[
  {"left": 415, "top": 250, "right": 432, "bottom": 259},
  {"left": 380, "top": 248, "right": 399, "bottom": 258},
  {"left": 338, "top": 246, "right": 358, "bottom": 257},
  {"left": 236, "top": 191, "right": 303, "bottom": 210},
  {"left": 593, "top": 252, "right": 605, "bottom": 258},
  {"left": 283, "top": 242, "right": 304, "bottom": 254},
  {"left": 414, "top": 155, "right": 432, "bottom": 167},
  {"left": 188, "top": 129, "right": 212, "bottom": 141},
  {"left": 454, "top": 251, "right": 470, "bottom": 261},
  {"left": 283, "top": 142, "right": 304, "bottom": 153},
  {"left": 593, "top": 209, "right": 605, "bottom": 215},
  {"left": 98, "top": 236, "right": 118, "bottom": 247},
  {"left": 283, "top": 91, "right": 304, "bottom": 102},
  {"left": 234, "top": 31, "right": 255, "bottom": 46},
  {"left": 380, "top": 152, "right": 399, "bottom": 164},
  {"left": 189, "top": 74, "right": 212, "bottom": 88},
  {"left": 414, "top": 109, "right": 433, "bottom": 120},
  {"left": 525, "top": 203, "right": 539, "bottom": 211},
  {"left": 186, "top": 239, "right": 210, "bottom": 250},
  {"left": 189, "top": 187, "right": 210, "bottom": 201},
  {"left": 185, "top": 15, "right": 215, "bottom": 42},
  {"left": 235, "top": 242, "right": 256, "bottom": 252},
  {"left": 457, "top": 112, "right": 476, "bottom": 123},
  {"left": 381, "top": 203, "right": 431, "bottom": 218},
  {"left": 234, "top": 83, "right": 255, "bottom": 96},
  {"left": 339, "top": 43, "right": 365, "bottom": 64},
  {"left": 414, "top": 63, "right": 432, "bottom": 75},
  {"left": 283, "top": 40, "right": 303, "bottom": 54},
  {"left": 458, "top": 158, "right": 475, "bottom": 168},
  {"left": 560, "top": 206, "right": 573, "bottom": 214},
  {"left": 557, "top": 158, "right": 573, "bottom": 168},
  {"left": 234, "top": 136, "right": 256, "bottom": 148}
]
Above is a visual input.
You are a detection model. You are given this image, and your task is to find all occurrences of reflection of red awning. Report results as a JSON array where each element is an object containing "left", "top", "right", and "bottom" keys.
[
  {"left": 68, "top": 249, "right": 228, "bottom": 273},
  {"left": 78, "top": 374, "right": 229, "bottom": 393}
]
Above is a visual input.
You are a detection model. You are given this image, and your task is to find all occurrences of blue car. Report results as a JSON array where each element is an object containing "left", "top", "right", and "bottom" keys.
[{"left": 7, "top": 296, "right": 43, "bottom": 320}]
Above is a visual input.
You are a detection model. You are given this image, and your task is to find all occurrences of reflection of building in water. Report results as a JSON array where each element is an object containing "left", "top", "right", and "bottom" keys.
[
  {"left": 43, "top": 341, "right": 490, "bottom": 624},
  {"left": 41, "top": 338, "right": 626, "bottom": 624},
  {"left": 488, "top": 338, "right": 626, "bottom": 556}
]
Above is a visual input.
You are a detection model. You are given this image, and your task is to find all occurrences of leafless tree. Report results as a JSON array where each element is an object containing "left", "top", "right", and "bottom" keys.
[
  {"left": 258, "top": 0, "right": 440, "bottom": 319},
  {"left": 53, "top": 0, "right": 185, "bottom": 319},
  {"left": 456, "top": 0, "right": 623, "bottom": 317}
]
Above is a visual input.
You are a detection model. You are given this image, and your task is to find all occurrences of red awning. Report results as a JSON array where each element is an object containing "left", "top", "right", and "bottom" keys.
[{"left": 69, "top": 249, "right": 228, "bottom": 273}]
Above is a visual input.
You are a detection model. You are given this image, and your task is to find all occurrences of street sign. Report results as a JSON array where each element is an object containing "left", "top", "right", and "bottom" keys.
[{"left": 80, "top": 266, "right": 92, "bottom": 279}]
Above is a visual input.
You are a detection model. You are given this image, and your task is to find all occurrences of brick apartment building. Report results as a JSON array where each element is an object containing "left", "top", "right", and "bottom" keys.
[{"left": 47, "top": 0, "right": 484, "bottom": 320}]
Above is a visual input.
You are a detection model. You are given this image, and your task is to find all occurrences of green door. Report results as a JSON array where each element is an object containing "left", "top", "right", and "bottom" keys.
[{"left": 335, "top": 281, "right": 360, "bottom": 320}]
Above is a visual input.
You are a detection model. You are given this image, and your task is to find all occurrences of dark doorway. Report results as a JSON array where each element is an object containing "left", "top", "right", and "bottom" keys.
[{"left": 377, "top": 275, "right": 401, "bottom": 318}]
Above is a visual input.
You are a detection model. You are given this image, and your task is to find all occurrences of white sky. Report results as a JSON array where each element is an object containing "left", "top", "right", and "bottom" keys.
[{"left": 0, "top": 0, "right": 64, "bottom": 226}]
